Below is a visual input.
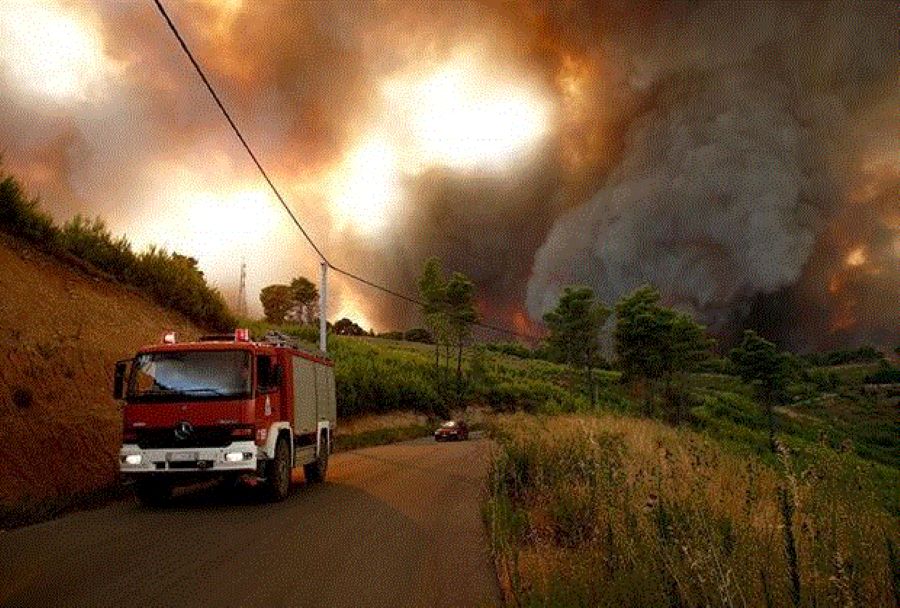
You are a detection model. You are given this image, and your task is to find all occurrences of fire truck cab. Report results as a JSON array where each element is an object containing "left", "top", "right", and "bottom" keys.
[{"left": 114, "top": 330, "right": 336, "bottom": 505}]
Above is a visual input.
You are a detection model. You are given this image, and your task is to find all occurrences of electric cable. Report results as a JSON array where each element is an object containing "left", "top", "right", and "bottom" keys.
[{"left": 153, "top": 0, "right": 541, "bottom": 342}]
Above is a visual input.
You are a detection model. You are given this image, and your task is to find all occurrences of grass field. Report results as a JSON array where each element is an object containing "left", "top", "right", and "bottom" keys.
[
  {"left": 251, "top": 323, "right": 898, "bottom": 605},
  {"left": 485, "top": 413, "right": 899, "bottom": 607}
]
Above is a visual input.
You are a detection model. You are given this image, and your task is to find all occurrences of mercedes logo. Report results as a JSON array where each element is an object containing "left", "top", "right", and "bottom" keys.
[{"left": 174, "top": 420, "right": 193, "bottom": 441}]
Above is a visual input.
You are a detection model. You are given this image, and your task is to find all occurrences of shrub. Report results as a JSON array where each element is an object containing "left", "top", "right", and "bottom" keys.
[
  {"left": 864, "top": 363, "right": 900, "bottom": 385},
  {"left": 0, "top": 174, "right": 56, "bottom": 244},
  {"left": 803, "top": 367, "right": 841, "bottom": 391},
  {"left": 0, "top": 167, "right": 236, "bottom": 331},
  {"left": 403, "top": 327, "right": 433, "bottom": 344},
  {"left": 801, "top": 346, "right": 886, "bottom": 367}
]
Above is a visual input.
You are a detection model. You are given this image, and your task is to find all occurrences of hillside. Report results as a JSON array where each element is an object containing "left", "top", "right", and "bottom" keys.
[{"left": 0, "top": 233, "right": 202, "bottom": 508}]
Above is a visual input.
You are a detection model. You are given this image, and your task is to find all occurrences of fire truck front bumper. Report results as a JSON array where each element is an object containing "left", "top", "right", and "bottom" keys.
[{"left": 119, "top": 441, "right": 261, "bottom": 475}]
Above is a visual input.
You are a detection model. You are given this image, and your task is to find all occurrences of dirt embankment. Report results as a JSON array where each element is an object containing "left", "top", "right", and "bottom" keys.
[{"left": 0, "top": 233, "right": 203, "bottom": 507}]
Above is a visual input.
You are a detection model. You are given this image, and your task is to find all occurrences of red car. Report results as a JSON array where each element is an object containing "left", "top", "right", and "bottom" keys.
[{"left": 434, "top": 420, "right": 469, "bottom": 441}]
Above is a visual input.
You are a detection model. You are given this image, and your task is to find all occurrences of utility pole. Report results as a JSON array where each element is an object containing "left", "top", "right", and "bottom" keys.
[
  {"left": 319, "top": 261, "right": 328, "bottom": 353},
  {"left": 237, "top": 260, "right": 247, "bottom": 318}
]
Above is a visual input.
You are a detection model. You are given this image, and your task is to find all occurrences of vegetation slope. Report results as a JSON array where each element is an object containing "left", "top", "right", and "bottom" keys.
[{"left": 0, "top": 232, "right": 202, "bottom": 512}]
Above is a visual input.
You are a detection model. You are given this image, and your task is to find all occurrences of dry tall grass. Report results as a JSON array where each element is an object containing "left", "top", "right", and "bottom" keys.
[
  {"left": 486, "top": 413, "right": 898, "bottom": 607},
  {"left": 335, "top": 411, "right": 430, "bottom": 436}
]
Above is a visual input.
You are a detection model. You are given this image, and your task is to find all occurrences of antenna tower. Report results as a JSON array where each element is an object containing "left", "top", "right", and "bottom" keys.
[{"left": 237, "top": 260, "right": 248, "bottom": 317}]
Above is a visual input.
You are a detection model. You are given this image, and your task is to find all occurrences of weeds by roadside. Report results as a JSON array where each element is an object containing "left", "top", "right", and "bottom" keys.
[
  {"left": 334, "top": 425, "right": 433, "bottom": 452},
  {"left": 485, "top": 414, "right": 898, "bottom": 607}
]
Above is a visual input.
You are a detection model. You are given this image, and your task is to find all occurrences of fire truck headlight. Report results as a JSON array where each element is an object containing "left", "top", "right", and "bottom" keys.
[
  {"left": 123, "top": 454, "right": 142, "bottom": 465},
  {"left": 225, "top": 451, "right": 252, "bottom": 462}
]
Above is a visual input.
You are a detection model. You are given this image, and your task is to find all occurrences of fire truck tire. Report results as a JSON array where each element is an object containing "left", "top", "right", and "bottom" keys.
[
  {"left": 266, "top": 436, "right": 292, "bottom": 502},
  {"left": 134, "top": 478, "right": 172, "bottom": 507},
  {"left": 304, "top": 436, "right": 329, "bottom": 483}
]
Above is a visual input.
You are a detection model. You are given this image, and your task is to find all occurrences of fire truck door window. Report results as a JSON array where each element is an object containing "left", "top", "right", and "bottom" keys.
[{"left": 256, "top": 356, "right": 274, "bottom": 392}]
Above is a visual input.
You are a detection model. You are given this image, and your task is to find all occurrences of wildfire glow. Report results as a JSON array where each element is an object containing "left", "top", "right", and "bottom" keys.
[
  {"left": 332, "top": 300, "right": 372, "bottom": 332},
  {"left": 133, "top": 175, "right": 285, "bottom": 268},
  {"left": 0, "top": 1, "right": 111, "bottom": 101},
  {"left": 322, "top": 50, "right": 553, "bottom": 239},
  {"left": 330, "top": 137, "right": 400, "bottom": 235},
  {"left": 845, "top": 247, "right": 867, "bottom": 267},
  {"left": 383, "top": 54, "right": 552, "bottom": 172}
]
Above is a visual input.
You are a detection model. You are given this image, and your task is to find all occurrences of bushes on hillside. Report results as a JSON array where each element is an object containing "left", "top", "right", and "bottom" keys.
[
  {"left": 801, "top": 345, "right": 886, "bottom": 367},
  {"left": 864, "top": 362, "right": 900, "bottom": 385},
  {"left": 0, "top": 168, "right": 235, "bottom": 331},
  {"left": 332, "top": 342, "right": 444, "bottom": 417},
  {"left": 486, "top": 341, "right": 541, "bottom": 360}
]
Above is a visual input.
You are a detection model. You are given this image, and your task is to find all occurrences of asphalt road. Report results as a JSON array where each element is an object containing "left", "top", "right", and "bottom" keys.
[{"left": 0, "top": 436, "right": 499, "bottom": 608}]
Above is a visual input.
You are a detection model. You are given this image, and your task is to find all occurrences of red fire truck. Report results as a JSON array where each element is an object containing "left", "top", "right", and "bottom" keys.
[{"left": 114, "top": 330, "right": 336, "bottom": 505}]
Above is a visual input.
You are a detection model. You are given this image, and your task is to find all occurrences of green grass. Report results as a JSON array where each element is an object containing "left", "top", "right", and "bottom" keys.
[{"left": 249, "top": 321, "right": 898, "bottom": 479}]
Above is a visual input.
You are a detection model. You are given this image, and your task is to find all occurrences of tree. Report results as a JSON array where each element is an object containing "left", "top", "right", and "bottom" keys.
[
  {"left": 614, "top": 285, "right": 710, "bottom": 380},
  {"left": 614, "top": 285, "right": 712, "bottom": 421},
  {"left": 729, "top": 329, "right": 796, "bottom": 450},
  {"left": 260, "top": 284, "right": 293, "bottom": 324},
  {"left": 446, "top": 271, "right": 478, "bottom": 395},
  {"left": 290, "top": 276, "right": 318, "bottom": 324},
  {"left": 729, "top": 330, "right": 794, "bottom": 403},
  {"left": 403, "top": 327, "right": 433, "bottom": 344},
  {"left": 333, "top": 317, "right": 365, "bottom": 336},
  {"left": 418, "top": 257, "right": 448, "bottom": 370},
  {"left": 378, "top": 330, "right": 404, "bottom": 341},
  {"left": 543, "top": 286, "right": 610, "bottom": 407}
]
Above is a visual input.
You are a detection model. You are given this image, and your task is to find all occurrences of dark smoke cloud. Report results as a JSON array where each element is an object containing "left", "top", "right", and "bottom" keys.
[
  {"left": 0, "top": 1, "right": 895, "bottom": 348},
  {"left": 524, "top": 0, "right": 898, "bottom": 349},
  {"left": 341, "top": 150, "right": 563, "bottom": 330}
]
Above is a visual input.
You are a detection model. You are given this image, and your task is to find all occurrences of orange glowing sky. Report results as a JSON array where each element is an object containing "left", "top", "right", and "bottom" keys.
[
  {"left": 1, "top": 0, "right": 896, "bottom": 346},
  {"left": 0, "top": 0, "right": 555, "bottom": 329}
]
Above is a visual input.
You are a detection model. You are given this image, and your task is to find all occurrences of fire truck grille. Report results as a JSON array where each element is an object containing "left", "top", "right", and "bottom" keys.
[{"left": 136, "top": 426, "right": 234, "bottom": 449}]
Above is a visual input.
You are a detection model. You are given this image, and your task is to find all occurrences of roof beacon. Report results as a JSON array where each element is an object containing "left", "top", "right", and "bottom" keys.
[
  {"left": 235, "top": 328, "right": 250, "bottom": 342},
  {"left": 162, "top": 331, "right": 176, "bottom": 344}
]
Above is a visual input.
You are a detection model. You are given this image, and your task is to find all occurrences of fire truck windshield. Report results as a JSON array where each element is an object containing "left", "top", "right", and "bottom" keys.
[{"left": 128, "top": 350, "right": 252, "bottom": 401}]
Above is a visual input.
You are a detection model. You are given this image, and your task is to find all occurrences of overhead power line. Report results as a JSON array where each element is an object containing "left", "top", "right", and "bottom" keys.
[
  {"left": 152, "top": 0, "right": 540, "bottom": 342},
  {"left": 152, "top": 0, "right": 328, "bottom": 264}
]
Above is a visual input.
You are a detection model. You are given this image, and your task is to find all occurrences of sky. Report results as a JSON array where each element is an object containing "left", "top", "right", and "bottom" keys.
[{"left": 0, "top": 0, "right": 896, "bottom": 350}]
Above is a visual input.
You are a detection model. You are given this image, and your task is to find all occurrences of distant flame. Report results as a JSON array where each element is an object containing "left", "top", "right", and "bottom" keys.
[
  {"left": 828, "top": 275, "right": 842, "bottom": 295},
  {"left": 845, "top": 247, "right": 867, "bottom": 267},
  {"left": 830, "top": 302, "right": 857, "bottom": 332},
  {"left": 511, "top": 308, "right": 544, "bottom": 342}
]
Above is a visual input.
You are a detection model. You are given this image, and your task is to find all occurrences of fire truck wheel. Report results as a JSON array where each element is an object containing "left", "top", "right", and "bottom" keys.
[
  {"left": 134, "top": 478, "right": 172, "bottom": 507},
  {"left": 304, "top": 438, "right": 329, "bottom": 483},
  {"left": 266, "top": 437, "right": 292, "bottom": 502}
]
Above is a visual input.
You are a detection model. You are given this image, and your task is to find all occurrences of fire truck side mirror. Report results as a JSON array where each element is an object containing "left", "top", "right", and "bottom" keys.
[{"left": 113, "top": 360, "right": 130, "bottom": 400}]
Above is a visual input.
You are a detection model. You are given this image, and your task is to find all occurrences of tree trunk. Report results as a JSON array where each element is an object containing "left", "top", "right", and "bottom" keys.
[
  {"left": 585, "top": 359, "right": 595, "bottom": 408},
  {"left": 456, "top": 341, "right": 463, "bottom": 406},
  {"left": 766, "top": 401, "right": 777, "bottom": 453},
  {"left": 763, "top": 383, "right": 778, "bottom": 454}
]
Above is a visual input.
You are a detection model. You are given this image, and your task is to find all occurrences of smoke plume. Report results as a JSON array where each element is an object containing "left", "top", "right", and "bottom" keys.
[
  {"left": 0, "top": 1, "right": 895, "bottom": 348},
  {"left": 524, "top": 1, "right": 898, "bottom": 349}
]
